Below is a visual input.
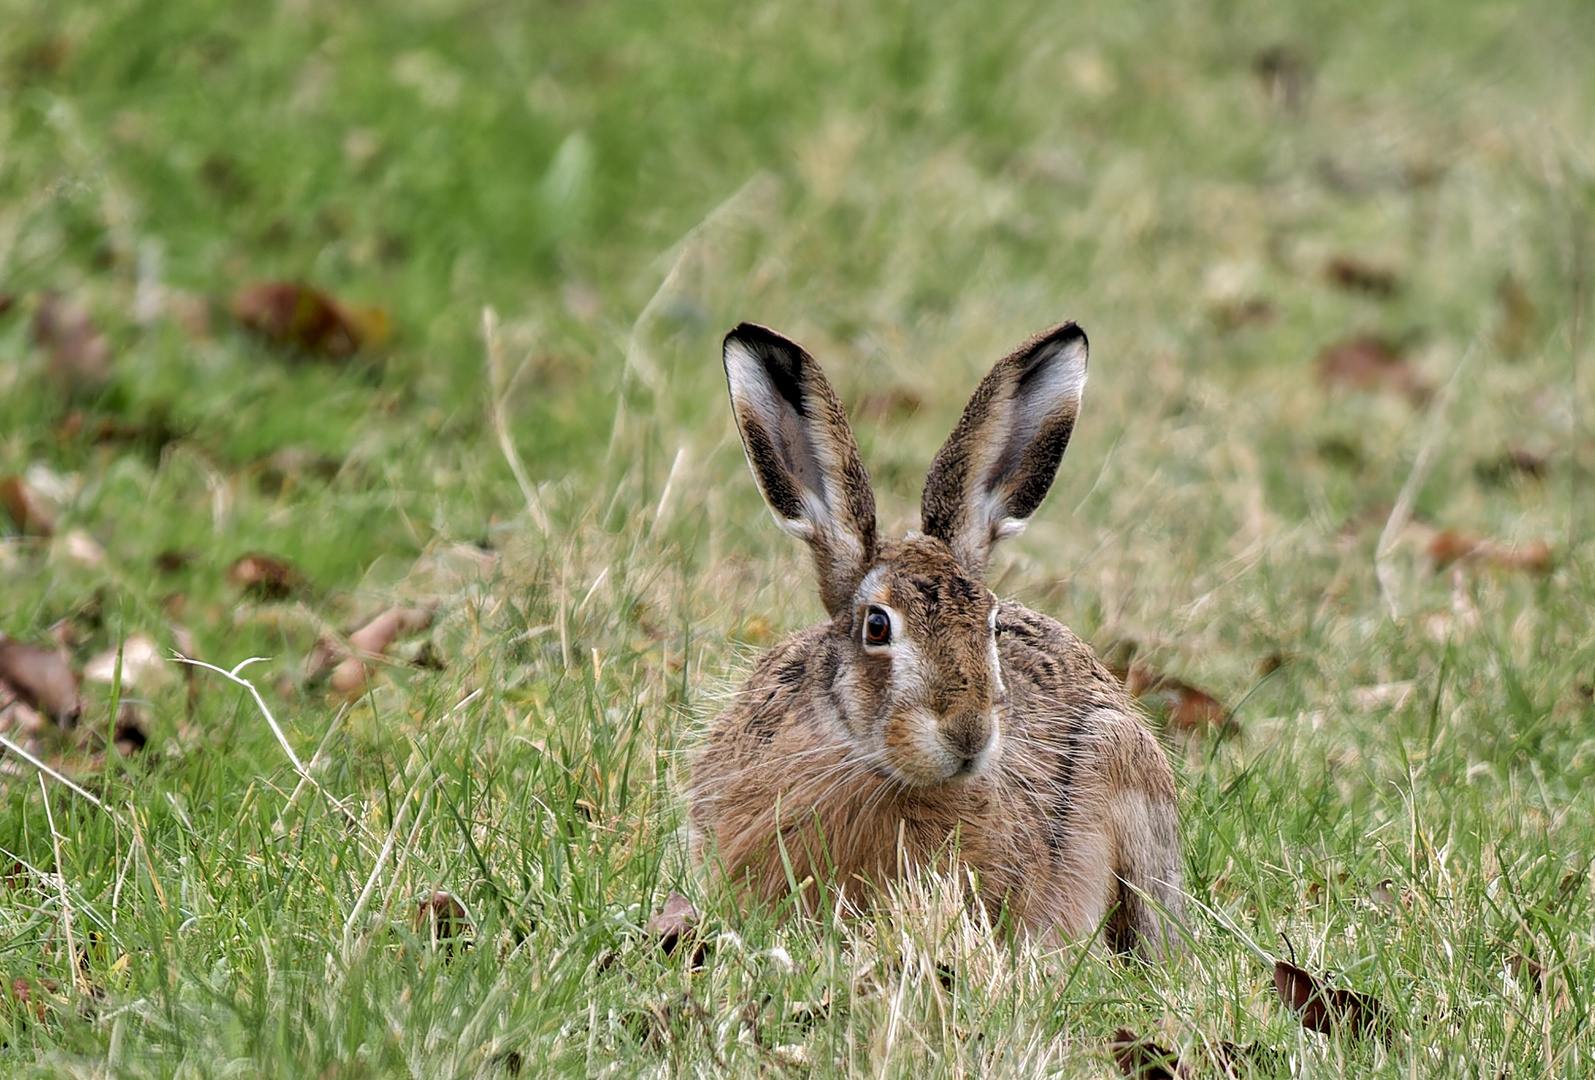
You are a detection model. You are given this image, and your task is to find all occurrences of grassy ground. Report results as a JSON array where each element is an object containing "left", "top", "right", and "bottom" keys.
[{"left": 1, "top": 0, "right": 1593, "bottom": 1075}]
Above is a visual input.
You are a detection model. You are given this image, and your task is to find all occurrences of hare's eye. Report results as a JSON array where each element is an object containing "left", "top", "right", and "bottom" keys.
[{"left": 864, "top": 606, "right": 892, "bottom": 647}]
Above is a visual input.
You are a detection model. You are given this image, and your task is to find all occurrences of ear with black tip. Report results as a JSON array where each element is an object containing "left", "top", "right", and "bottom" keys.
[
  {"left": 920, "top": 322, "right": 1089, "bottom": 578},
  {"left": 723, "top": 323, "right": 877, "bottom": 615}
]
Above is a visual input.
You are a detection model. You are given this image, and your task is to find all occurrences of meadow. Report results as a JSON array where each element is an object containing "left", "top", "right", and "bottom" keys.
[{"left": 1, "top": 0, "right": 1593, "bottom": 1075}]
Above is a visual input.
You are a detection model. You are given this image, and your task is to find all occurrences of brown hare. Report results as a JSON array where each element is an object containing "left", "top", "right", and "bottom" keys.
[{"left": 689, "top": 322, "right": 1184, "bottom": 958}]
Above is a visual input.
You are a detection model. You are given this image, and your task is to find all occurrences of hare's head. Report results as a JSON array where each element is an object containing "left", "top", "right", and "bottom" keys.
[{"left": 723, "top": 322, "right": 1088, "bottom": 788}]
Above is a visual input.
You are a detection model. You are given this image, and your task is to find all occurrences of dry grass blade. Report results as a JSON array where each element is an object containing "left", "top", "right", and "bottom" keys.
[
  {"left": 482, "top": 307, "right": 550, "bottom": 535},
  {"left": 0, "top": 733, "right": 113, "bottom": 814},
  {"left": 1374, "top": 341, "right": 1476, "bottom": 618},
  {"left": 174, "top": 655, "right": 370, "bottom": 845}
]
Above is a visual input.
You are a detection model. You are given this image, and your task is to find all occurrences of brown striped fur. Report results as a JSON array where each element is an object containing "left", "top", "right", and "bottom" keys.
[{"left": 693, "top": 322, "right": 1184, "bottom": 957}]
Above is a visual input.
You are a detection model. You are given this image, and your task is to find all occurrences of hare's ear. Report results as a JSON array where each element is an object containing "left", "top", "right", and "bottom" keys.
[
  {"left": 724, "top": 323, "right": 877, "bottom": 615},
  {"left": 921, "top": 323, "right": 1088, "bottom": 578}
]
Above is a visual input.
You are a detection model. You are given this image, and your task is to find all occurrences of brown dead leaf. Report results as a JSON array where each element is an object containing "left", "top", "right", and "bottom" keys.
[
  {"left": 325, "top": 606, "right": 436, "bottom": 695},
  {"left": 34, "top": 293, "right": 112, "bottom": 397},
  {"left": 113, "top": 703, "right": 149, "bottom": 755},
  {"left": 3, "top": 976, "right": 49, "bottom": 1023},
  {"left": 230, "top": 281, "right": 387, "bottom": 358},
  {"left": 1324, "top": 256, "right": 1399, "bottom": 299},
  {"left": 1112, "top": 655, "right": 1233, "bottom": 735},
  {"left": 1315, "top": 335, "right": 1430, "bottom": 404},
  {"left": 1110, "top": 1028, "right": 1185, "bottom": 1079},
  {"left": 165, "top": 289, "right": 214, "bottom": 340},
  {"left": 415, "top": 890, "right": 471, "bottom": 952},
  {"left": 0, "top": 476, "right": 56, "bottom": 536},
  {"left": 1273, "top": 960, "right": 1392, "bottom": 1044},
  {"left": 1506, "top": 952, "right": 1544, "bottom": 991},
  {"left": 1252, "top": 44, "right": 1312, "bottom": 113},
  {"left": 1495, "top": 274, "right": 1537, "bottom": 358},
  {"left": 1426, "top": 530, "right": 1552, "bottom": 575},
  {"left": 226, "top": 553, "right": 305, "bottom": 600},
  {"left": 1474, "top": 447, "right": 1548, "bottom": 486},
  {"left": 1370, "top": 879, "right": 1401, "bottom": 912},
  {"left": 0, "top": 637, "right": 83, "bottom": 726},
  {"left": 646, "top": 891, "right": 706, "bottom": 964},
  {"left": 154, "top": 549, "right": 195, "bottom": 573},
  {"left": 0, "top": 292, "right": 16, "bottom": 317},
  {"left": 855, "top": 387, "right": 924, "bottom": 421},
  {"left": 84, "top": 633, "right": 169, "bottom": 691},
  {"left": 1212, "top": 296, "right": 1277, "bottom": 331}
]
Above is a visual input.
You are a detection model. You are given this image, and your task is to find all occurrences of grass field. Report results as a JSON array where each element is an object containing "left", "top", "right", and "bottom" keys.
[{"left": 2, "top": 0, "right": 1594, "bottom": 1075}]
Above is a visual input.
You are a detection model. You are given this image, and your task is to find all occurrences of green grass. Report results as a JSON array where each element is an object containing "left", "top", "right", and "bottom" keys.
[{"left": 2, "top": 0, "right": 1593, "bottom": 1074}]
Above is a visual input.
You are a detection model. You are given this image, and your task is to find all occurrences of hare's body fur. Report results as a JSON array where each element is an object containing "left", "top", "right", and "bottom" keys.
[
  {"left": 692, "top": 322, "right": 1184, "bottom": 956},
  {"left": 692, "top": 595, "right": 1180, "bottom": 948}
]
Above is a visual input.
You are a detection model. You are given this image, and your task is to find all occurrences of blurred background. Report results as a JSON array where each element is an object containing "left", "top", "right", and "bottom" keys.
[
  {"left": 4, "top": 0, "right": 1591, "bottom": 700},
  {"left": 1, "top": 0, "right": 1593, "bottom": 1069}
]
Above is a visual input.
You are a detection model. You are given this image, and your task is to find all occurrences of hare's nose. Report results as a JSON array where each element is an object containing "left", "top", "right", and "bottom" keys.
[{"left": 940, "top": 709, "right": 995, "bottom": 765}]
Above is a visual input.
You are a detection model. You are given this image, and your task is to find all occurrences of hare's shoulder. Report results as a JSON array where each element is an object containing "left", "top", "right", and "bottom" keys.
[
  {"left": 994, "top": 601, "right": 1117, "bottom": 685},
  {"left": 995, "top": 601, "right": 1133, "bottom": 713}
]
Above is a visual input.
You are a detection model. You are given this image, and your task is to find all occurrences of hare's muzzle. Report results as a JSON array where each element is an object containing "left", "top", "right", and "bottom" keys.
[{"left": 939, "top": 708, "right": 997, "bottom": 776}]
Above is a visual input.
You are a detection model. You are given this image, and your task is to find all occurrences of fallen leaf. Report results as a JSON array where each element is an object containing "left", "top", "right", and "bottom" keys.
[
  {"left": 226, "top": 553, "right": 305, "bottom": 600},
  {"left": 1315, "top": 335, "right": 1430, "bottom": 404},
  {"left": 0, "top": 637, "right": 83, "bottom": 726},
  {"left": 1426, "top": 530, "right": 1552, "bottom": 575},
  {"left": 325, "top": 606, "right": 436, "bottom": 695},
  {"left": 230, "top": 281, "right": 386, "bottom": 358},
  {"left": 1474, "top": 447, "right": 1548, "bottom": 486},
  {"left": 84, "top": 633, "right": 169, "bottom": 690},
  {"left": 855, "top": 387, "right": 924, "bottom": 421},
  {"left": 1252, "top": 44, "right": 1312, "bottom": 113},
  {"left": 415, "top": 890, "right": 471, "bottom": 951},
  {"left": 61, "top": 528, "right": 106, "bottom": 566},
  {"left": 1109, "top": 651, "right": 1233, "bottom": 735},
  {"left": 1212, "top": 296, "right": 1277, "bottom": 331},
  {"left": 113, "top": 703, "right": 149, "bottom": 755},
  {"left": 154, "top": 549, "right": 194, "bottom": 573},
  {"left": 1110, "top": 1028, "right": 1185, "bottom": 1079},
  {"left": 1323, "top": 256, "right": 1399, "bottom": 299},
  {"left": 3, "top": 976, "right": 48, "bottom": 1022},
  {"left": 1506, "top": 952, "right": 1544, "bottom": 991},
  {"left": 646, "top": 891, "right": 706, "bottom": 964},
  {"left": 1370, "top": 879, "right": 1404, "bottom": 913},
  {"left": 0, "top": 292, "right": 16, "bottom": 317},
  {"left": 1256, "top": 652, "right": 1289, "bottom": 677},
  {"left": 252, "top": 447, "right": 342, "bottom": 496},
  {"left": 1494, "top": 274, "right": 1537, "bottom": 358},
  {"left": 1134, "top": 671, "right": 1231, "bottom": 734},
  {"left": 34, "top": 293, "right": 112, "bottom": 397},
  {"left": 1273, "top": 960, "right": 1391, "bottom": 1044},
  {"left": 1210, "top": 1039, "right": 1280, "bottom": 1077},
  {"left": 0, "top": 476, "right": 57, "bottom": 536},
  {"left": 164, "top": 289, "right": 214, "bottom": 340}
]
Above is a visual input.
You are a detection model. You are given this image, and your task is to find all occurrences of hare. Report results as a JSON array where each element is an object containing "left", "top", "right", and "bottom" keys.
[{"left": 689, "top": 322, "right": 1184, "bottom": 958}]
